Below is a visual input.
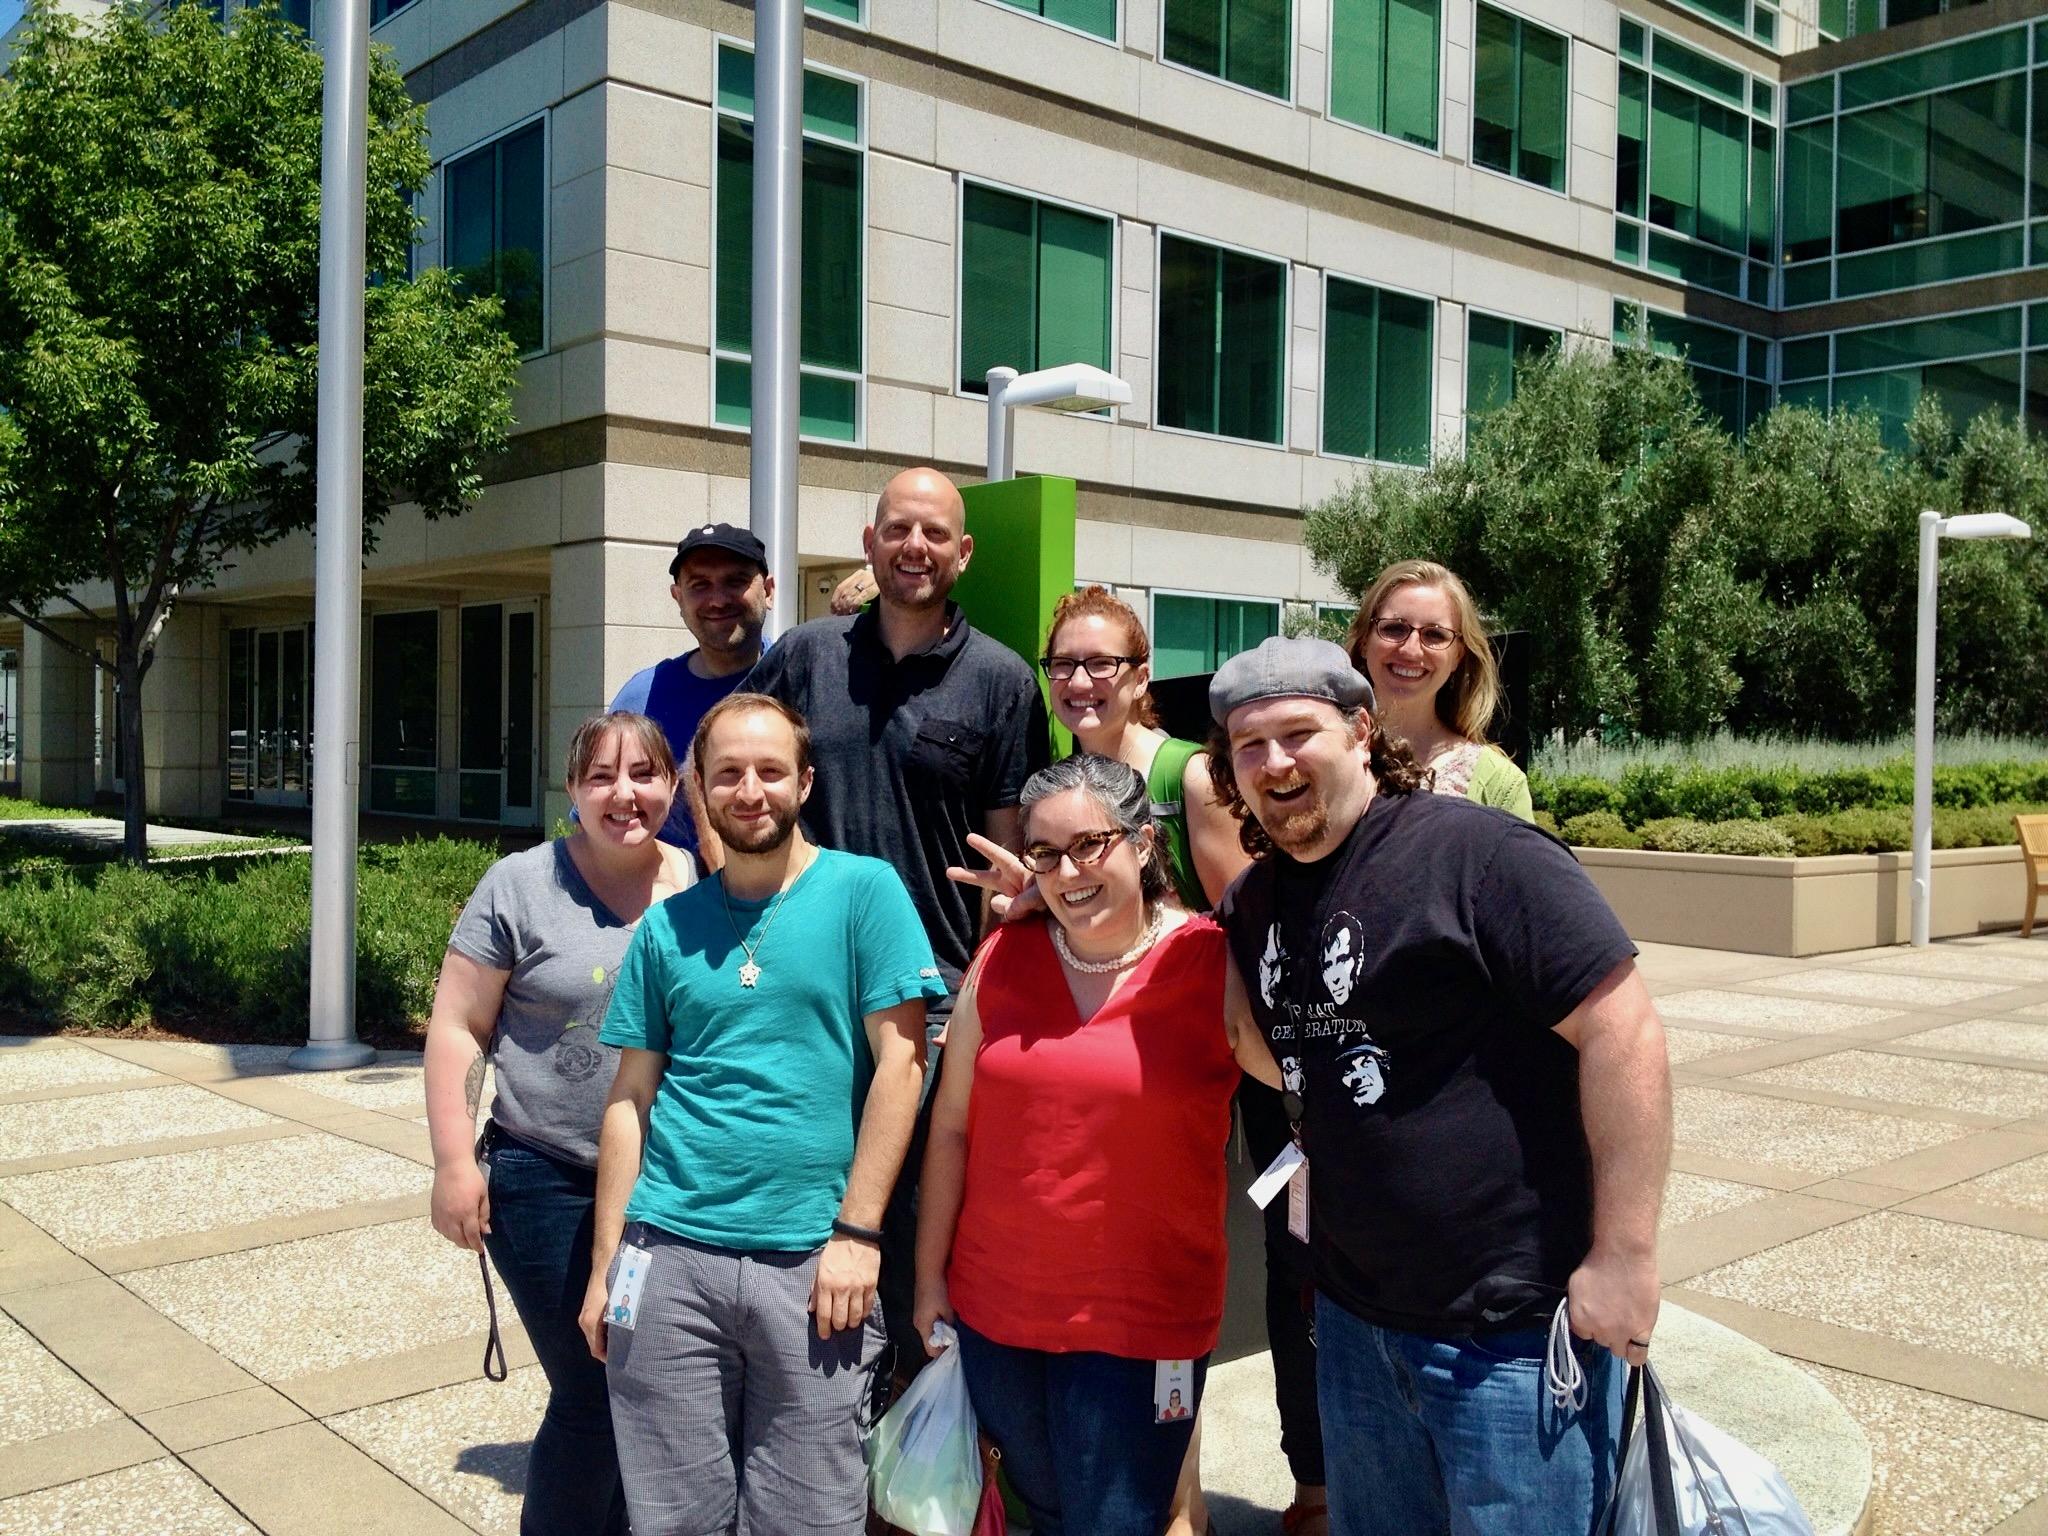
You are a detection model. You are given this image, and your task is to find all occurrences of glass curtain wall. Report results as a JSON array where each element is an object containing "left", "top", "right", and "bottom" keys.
[
  {"left": 1614, "top": 20, "right": 1774, "bottom": 303},
  {"left": 1322, "top": 277, "right": 1434, "bottom": 463},
  {"left": 1155, "top": 234, "right": 1287, "bottom": 442},
  {"left": 1613, "top": 302, "right": 1772, "bottom": 438},
  {"left": 714, "top": 46, "right": 865, "bottom": 442},
  {"left": 1466, "top": 311, "right": 1559, "bottom": 418},
  {"left": 959, "top": 185, "right": 1115, "bottom": 395},
  {"left": 1164, "top": 0, "right": 1292, "bottom": 98},
  {"left": 1820, "top": 0, "right": 1990, "bottom": 41},
  {"left": 444, "top": 120, "right": 546, "bottom": 353},
  {"left": 1781, "top": 23, "right": 2037, "bottom": 306},
  {"left": 1329, "top": 0, "right": 1440, "bottom": 147},
  {"left": 1472, "top": 4, "right": 1568, "bottom": 192}
]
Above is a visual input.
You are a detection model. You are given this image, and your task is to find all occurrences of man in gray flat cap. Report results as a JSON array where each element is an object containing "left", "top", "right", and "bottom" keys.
[{"left": 1203, "top": 635, "right": 1671, "bottom": 1536}]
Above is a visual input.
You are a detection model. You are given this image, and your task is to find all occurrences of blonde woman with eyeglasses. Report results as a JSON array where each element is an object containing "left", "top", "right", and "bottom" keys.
[{"left": 1344, "top": 560, "right": 1532, "bottom": 820}]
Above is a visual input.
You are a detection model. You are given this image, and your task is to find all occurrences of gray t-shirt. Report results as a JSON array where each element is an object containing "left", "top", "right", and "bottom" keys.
[{"left": 449, "top": 839, "right": 694, "bottom": 1168}]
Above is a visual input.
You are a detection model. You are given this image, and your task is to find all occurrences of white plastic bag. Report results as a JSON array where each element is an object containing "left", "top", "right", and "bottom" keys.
[
  {"left": 1601, "top": 1363, "right": 1816, "bottom": 1536},
  {"left": 868, "top": 1321, "right": 985, "bottom": 1536}
]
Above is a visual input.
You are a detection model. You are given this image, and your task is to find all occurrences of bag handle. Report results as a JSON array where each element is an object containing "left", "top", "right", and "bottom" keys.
[{"left": 1640, "top": 1365, "right": 1683, "bottom": 1536}]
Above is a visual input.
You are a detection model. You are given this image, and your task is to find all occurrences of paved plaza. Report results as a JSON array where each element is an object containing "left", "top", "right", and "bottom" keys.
[{"left": 1, "top": 933, "right": 2047, "bottom": 1534}]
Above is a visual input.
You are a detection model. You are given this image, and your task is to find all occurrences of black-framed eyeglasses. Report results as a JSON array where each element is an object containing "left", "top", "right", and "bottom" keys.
[
  {"left": 1019, "top": 829, "right": 1127, "bottom": 873},
  {"left": 1040, "top": 654, "right": 1140, "bottom": 682},
  {"left": 1369, "top": 618, "right": 1461, "bottom": 652}
]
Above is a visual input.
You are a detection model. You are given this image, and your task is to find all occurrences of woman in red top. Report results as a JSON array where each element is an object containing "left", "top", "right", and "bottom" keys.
[{"left": 915, "top": 754, "right": 1280, "bottom": 1536}]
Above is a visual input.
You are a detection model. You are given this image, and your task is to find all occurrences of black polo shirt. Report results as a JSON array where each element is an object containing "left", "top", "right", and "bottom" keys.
[{"left": 746, "top": 604, "right": 1049, "bottom": 1010}]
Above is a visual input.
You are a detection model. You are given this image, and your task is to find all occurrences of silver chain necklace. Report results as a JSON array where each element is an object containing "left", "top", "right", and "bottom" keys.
[
  {"left": 1051, "top": 906, "right": 1167, "bottom": 975},
  {"left": 719, "top": 848, "right": 816, "bottom": 987}
]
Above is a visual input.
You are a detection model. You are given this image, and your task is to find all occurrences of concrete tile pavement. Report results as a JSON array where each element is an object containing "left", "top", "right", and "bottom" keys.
[{"left": 1, "top": 935, "right": 2046, "bottom": 1533}]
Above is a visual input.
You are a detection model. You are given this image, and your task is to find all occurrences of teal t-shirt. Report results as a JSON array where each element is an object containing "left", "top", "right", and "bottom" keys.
[{"left": 599, "top": 848, "right": 948, "bottom": 1252}]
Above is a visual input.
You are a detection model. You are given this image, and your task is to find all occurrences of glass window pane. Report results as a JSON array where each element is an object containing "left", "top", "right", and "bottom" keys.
[
  {"left": 1329, "top": 0, "right": 1386, "bottom": 131},
  {"left": 1617, "top": 66, "right": 1647, "bottom": 220},
  {"left": 716, "top": 356, "right": 751, "bottom": 427},
  {"left": 1375, "top": 289, "right": 1434, "bottom": 465},
  {"left": 2025, "top": 353, "right": 2048, "bottom": 436},
  {"left": 1217, "top": 599, "right": 1280, "bottom": 663},
  {"left": 1042, "top": 0, "right": 1119, "bottom": 38},
  {"left": 459, "top": 606, "right": 502, "bottom": 775},
  {"left": 1615, "top": 218, "right": 1642, "bottom": 261},
  {"left": 1926, "top": 78, "right": 2026, "bottom": 238},
  {"left": 1837, "top": 100, "right": 1925, "bottom": 254},
  {"left": 1840, "top": 26, "right": 2028, "bottom": 112},
  {"left": 1649, "top": 81, "right": 1700, "bottom": 237},
  {"left": 1227, "top": 0, "right": 1291, "bottom": 97},
  {"left": 960, "top": 185, "right": 1038, "bottom": 392},
  {"left": 1784, "top": 120, "right": 1833, "bottom": 262},
  {"left": 1834, "top": 226, "right": 2024, "bottom": 297},
  {"left": 1467, "top": 311, "right": 1515, "bottom": 415},
  {"left": 1646, "top": 230, "right": 1743, "bottom": 294},
  {"left": 1922, "top": 352, "right": 2022, "bottom": 431},
  {"left": 800, "top": 140, "right": 862, "bottom": 373},
  {"left": 1650, "top": 36, "right": 1745, "bottom": 111},
  {"left": 804, "top": 74, "right": 862, "bottom": 144},
  {"left": 1157, "top": 236, "right": 1221, "bottom": 434},
  {"left": 227, "top": 629, "right": 251, "bottom": 798},
  {"left": 496, "top": 123, "right": 545, "bottom": 353},
  {"left": 717, "top": 44, "right": 754, "bottom": 114},
  {"left": 1037, "top": 205, "right": 1114, "bottom": 376},
  {"left": 1471, "top": 4, "right": 1517, "bottom": 178},
  {"left": 1620, "top": 18, "right": 1644, "bottom": 61},
  {"left": 1834, "top": 307, "right": 2021, "bottom": 372},
  {"left": 1164, "top": 0, "right": 1225, "bottom": 77},
  {"left": 1217, "top": 251, "right": 1285, "bottom": 442},
  {"left": 799, "top": 372, "right": 860, "bottom": 440},
  {"left": 2035, "top": 67, "right": 2048, "bottom": 218},
  {"left": 1383, "top": 0, "right": 1439, "bottom": 147},
  {"left": 809, "top": 0, "right": 863, "bottom": 21},
  {"left": 715, "top": 121, "right": 753, "bottom": 354},
  {"left": 1696, "top": 99, "right": 1748, "bottom": 252},
  {"left": 1152, "top": 594, "right": 1218, "bottom": 677},
  {"left": 1781, "top": 335, "right": 1830, "bottom": 379},
  {"left": 1517, "top": 21, "right": 1567, "bottom": 191},
  {"left": 1322, "top": 278, "right": 1381, "bottom": 458},
  {"left": 1787, "top": 77, "right": 1833, "bottom": 124},
  {"left": 1749, "top": 123, "right": 1775, "bottom": 262},
  {"left": 370, "top": 612, "right": 438, "bottom": 770},
  {"left": 444, "top": 149, "right": 495, "bottom": 293},
  {"left": 1783, "top": 259, "right": 1832, "bottom": 305}
]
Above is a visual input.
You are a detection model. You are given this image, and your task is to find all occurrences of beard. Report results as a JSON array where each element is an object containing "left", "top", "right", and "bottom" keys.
[
  {"left": 710, "top": 801, "right": 801, "bottom": 855},
  {"left": 1258, "top": 788, "right": 1331, "bottom": 855}
]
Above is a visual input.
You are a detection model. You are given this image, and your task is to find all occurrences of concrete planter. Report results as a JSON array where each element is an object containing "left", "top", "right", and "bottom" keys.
[{"left": 1575, "top": 844, "right": 2030, "bottom": 957}]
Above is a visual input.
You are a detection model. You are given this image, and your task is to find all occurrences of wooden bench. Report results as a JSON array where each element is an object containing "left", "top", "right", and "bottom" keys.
[{"left": 2018, "top": 814, "right": 2048, "bottom": 939}]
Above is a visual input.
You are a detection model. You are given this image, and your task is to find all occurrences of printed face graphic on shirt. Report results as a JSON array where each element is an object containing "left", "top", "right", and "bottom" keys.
[
  {"left": 1259, "top": 923, "right": 1286, "bottom": 1009},
  {"left": 1321, "top": 914, "right": 1366, "bottom": 1007},
  {"left": 1281, "top": 1055, "right": 1304, "bottom": 1098},
  {"left": 1339, "top": 1039, "right": 1390, "bottom": 1106}
]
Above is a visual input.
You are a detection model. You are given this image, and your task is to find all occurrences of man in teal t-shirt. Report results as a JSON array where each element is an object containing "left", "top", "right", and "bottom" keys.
[{"left": 581, "top": 693, "right": 945, "bottom": 1536}]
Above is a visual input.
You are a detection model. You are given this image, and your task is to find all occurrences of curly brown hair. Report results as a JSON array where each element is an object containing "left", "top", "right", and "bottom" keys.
[
  {"left": 1203, "top": 707, "right": 1426, "bottom": 859},
  {"left": 1044, "top": 586, "right": 1160, "bottom": 728}
]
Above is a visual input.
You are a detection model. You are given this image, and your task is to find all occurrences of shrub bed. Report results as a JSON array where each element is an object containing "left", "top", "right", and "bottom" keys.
[
  {"left": 1532, "top": 758, "right": 2048, "bottom": 828},
  {"left": 1549, "top": 802, "right": 2048, "bottom": 858},
  {"left": 0, "top": 837, "right": 496, "bottom": 1034}
]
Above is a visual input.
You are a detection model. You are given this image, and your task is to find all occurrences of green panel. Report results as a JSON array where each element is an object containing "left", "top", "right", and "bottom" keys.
[
  {"left": 1617, "top": 66, "right": 1647, "bottom": 221},
  {"left": 1152, "top": 594, "right": 1218, "bottom": 678},
  {"left": 1217, "top": 250, "right": 1286, "bottom": 443},
  {"left": 1329, "top": 0, "right": 1386, "bottom": 131},
  {"left": 1375, "top": 288, "right": 1434, "bottom": 465},
  {"left": 1696, "top": 99, "right": 1748, "bottom": 252},
  {"left": 1782, "top": 260, "right": 1833, "bottom": 305},
  {"left": 1518, "top": 19, "right": 1567, "bottom": 190},
  {"left": 799, "top": 140, "right": 862, "bottom": 373},
  {"left": 1041, "top": 0, "right": 1119, "bottom": 38},
  {"left": 953, "top": 477, "right": 1078, "bottom": 741},
  {"left": 715, "top": 356, "right": 750, "bottom": 426},
  {"left": 1471, "top": 3, "right": 1517, "bottom": 177},
  {"left": 1786, "top": 77, "right": 1833, "bottom": 123},
  {"left": 799, "top": 372, "right": 859, "bottom": 441},
  {"left": 1783, "top": 120, "right": 1833, "bottom": 262},
  {"left": 1467, "top": 310, "right": 1515, "bottom": 414},
  {"left": 1748, "top": 124, "right": 1775, "bottom": 262},
  {"left": 1164, "top": 0, "right": 1225, "bottom": 77},
  {"left": 1037, "top": 205, "right": 1114, "bottom": 376},
  {"left": 1834, "top": 226, "right": 2026, "bottom": 297},
  {"left": 1651, "top": 36, "right": 1747, "bottom": 111},
  {"left": 1322, "top": 278, "right": 1381, "bottom": 458},
  {"left": 1834, "top": 307, "right": 2021, "bottom": 373},
  {"left": 1227, "top": 0, "right": 1292, "bottom": 97},
  {"left": 715, "top": 121, "right": 753, "bottom": 354},
  {"left": 1620, "top": 18, "right": 1644, "bottom": 62},
  {"left": 1615, "top": 218, "right": 1642, "bottom": 261},
  {"left": 1782, "top": 335, "right": 1830, "bottom": 379},
  {"left": 1383, "top": 0, "right": 1439, "bottom": 146},
  {"left": 809, "top": 0, "right": 862, "bottom": 20},
  {"left": 1840, "top": 26, "right": 2028, "bottom": 111},
  {"left": 1649, "top": 81, "right": 1700, "bottom": 237},
  {"left": 1646, "top": 230, "right": 1743, "bottom": 293},
  {"left": 1156, "top": 235, "right": 1221, "bottom": 434},
  {"left": 960, "top": 184, "right": 1038, "bottom": 392}
]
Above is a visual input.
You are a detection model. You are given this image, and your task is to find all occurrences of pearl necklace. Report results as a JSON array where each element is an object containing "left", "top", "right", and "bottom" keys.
[{"left": 1051, "top": 907, "right": 1168, "bottom": 974}]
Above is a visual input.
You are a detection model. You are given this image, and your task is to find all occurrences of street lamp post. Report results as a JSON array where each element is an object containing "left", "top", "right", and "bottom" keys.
[
  {"left": 1911, "top": 509, "right": 2033, "bottom": 947},
  {"left": 984, "top": 364, "right": 1133, "bottom": 480}
]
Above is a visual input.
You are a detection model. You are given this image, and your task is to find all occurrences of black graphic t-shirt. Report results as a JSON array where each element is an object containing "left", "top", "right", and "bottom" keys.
[{"left": 1219, "top": 789, "right": 1637, "bottom": 1334}]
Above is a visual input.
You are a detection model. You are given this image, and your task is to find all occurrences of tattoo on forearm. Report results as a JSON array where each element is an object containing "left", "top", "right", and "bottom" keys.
[{"left": 464, "top": 1053, "right": 486, "bottom": 1120}]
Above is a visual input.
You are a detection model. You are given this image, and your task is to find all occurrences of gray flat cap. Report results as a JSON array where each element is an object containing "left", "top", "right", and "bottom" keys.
[{"left": 1209, "top": 635, "right": 1375, "bottom": 725}]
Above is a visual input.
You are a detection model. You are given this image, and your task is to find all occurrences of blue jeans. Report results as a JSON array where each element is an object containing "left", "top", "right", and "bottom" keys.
[
  {"left": 956, "top": 1321, "right": 1206, "bottom": 1536},
  {"left": 1314, "top": 1293, "right": 1624, "bottom": 1536},
  {"left": 479, "top": 1127, "right": 628, "bottom": 1536}
]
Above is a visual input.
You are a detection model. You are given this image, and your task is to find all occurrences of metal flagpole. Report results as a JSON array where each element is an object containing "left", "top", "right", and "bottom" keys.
[
  {"left": 294, "top": 0, "right": 376, "bottom": 1070},
  {"left": 751, "top": 0, "right": 804, "bottom": 638}
]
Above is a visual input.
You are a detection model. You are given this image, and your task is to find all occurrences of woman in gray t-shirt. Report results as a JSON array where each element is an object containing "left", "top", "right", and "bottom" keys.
[{"left": 425, "top": 711, "right": 696, "bottom": 1536}]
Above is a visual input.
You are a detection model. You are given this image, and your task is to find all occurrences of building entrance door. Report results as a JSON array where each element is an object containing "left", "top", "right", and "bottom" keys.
[
  {"left": 458, "top": 601, "right": 539, "bottom": 827},
  {"left": 228, "top": 624, "right": 311, "bottom": 807}
]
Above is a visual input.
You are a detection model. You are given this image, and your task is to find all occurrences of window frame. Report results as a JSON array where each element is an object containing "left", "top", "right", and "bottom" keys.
[
  {"left": 708, "top": 36, "right": 871, "bottom": 448},
  {"left": 1150, "top": 226, "right": 1293, "bottom": 450},
  {"left": 1323, "top": 0, "right": 1449, "bottom": 156},
  {"left": 1467, "top": 0, "right": 1572, "bottom": 199},
  {"left": 1147, "top": 587, "right": 1286, "bottom": 679},
  {"left": 438, "top": 110, "right": 552, "bottom": 360},
  {"left": 951, "top": 175, "right": 1123, "bottom": 411},
  {"left": 1316, "top": 267, "right": 1439, "bottom": 467},
  {"left": 971, "top": 0, "right": 1123, "bottom": 48},
  {"left": 1156, "top": 0, "right": 1298, "bottom": 106}
]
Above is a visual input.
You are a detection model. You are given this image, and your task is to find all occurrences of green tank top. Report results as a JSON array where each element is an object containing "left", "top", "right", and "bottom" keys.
[{"left": 1144, "top": 736, "right": 1208, "bottom": 911}]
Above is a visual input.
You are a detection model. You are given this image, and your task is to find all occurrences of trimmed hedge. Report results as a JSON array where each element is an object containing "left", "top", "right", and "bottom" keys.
[
  {"left": 1531, "top": 758, "right": 2048, "bottom": 827},
  {"left": 0, "top": 837, "right": 496, "bottom": 1033},
  {"left": 1557, "top": 803, "right": 2048, "bottom": 858}
]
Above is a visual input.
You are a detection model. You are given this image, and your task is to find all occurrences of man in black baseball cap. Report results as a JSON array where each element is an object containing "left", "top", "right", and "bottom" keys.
[{"left": 609, "top": 523, "right": 773, "bottom": 858}]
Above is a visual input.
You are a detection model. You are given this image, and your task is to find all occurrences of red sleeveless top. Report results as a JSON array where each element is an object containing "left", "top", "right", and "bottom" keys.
[{"left": 947, "top": 915, "right": 1240, "bottom": 1359}]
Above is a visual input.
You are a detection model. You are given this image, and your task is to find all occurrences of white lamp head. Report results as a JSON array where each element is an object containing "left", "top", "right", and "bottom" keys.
[
  {"left": 995, "top": 363, "right": 1134, "bottom": 414},
  {"left": 1941, "top": 512, "right": 2033, "bottom": 541}
]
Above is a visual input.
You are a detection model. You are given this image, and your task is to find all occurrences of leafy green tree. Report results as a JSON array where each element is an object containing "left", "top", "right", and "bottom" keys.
[
  {"left": 1302, "top": 340, "right": 2048, "bottom": 744},
  {"left": 0, "top": 0, "right": 519, "bottom": 860}
]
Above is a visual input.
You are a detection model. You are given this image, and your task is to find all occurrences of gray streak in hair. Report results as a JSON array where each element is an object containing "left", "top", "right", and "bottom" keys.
[{"left": 1019, "top": 753, "right": 1171, "bottom": 904}]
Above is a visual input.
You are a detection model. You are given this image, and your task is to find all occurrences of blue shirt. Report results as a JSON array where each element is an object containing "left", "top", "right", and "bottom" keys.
[
  {"left": 609, "top": 655, "right": 751, "bottom": 851},
  {"left": 598, "top": 849, "right": 948, "bottom": 1251}
]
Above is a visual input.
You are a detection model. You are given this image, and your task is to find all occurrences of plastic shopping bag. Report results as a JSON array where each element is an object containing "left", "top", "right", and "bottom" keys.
[
  {"left": 868, "top": 1321, "right": 985, "bottom": 1536},
  {"left": 1598, "top": 1362, "right": 1816, "bottom": 1536}
]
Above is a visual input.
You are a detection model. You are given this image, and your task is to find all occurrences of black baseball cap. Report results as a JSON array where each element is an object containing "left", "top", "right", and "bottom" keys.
[{"left": 669, "top": 522, "right": 769, "bottom": 578}]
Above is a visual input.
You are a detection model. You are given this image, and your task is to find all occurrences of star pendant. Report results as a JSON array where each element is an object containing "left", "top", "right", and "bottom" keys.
[{"left": 738, "top": 960, "right": 762, "bottom": 988}]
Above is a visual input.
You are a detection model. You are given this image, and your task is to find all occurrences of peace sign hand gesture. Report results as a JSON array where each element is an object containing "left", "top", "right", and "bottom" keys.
[{"left": 946, "top": 832, "right": 1043, "bottom": 923}]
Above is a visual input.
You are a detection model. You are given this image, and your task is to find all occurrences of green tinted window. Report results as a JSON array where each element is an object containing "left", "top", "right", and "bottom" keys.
[
  {"left": 1165, "top": 0, "right": 1291, "bottom": 97},
  {"left": 715, "top": 46, "right": 861, "bottom": 143},
  {"left": 2035, "top": 68, "right": 2048, "bottom": 216},
  {"left": 1833, "top": 307, "right": 2020, "bottom": 374},
  {"left": 1466, "top": 312, "right": 1557, "bottom": 417},
  {"left": 444, "top": 120, "right": 546, "bottom": 354},
  {"left": 1471, "top": 4, "right": 1568, "bottom": 192},
  {"left": 1330, "top": 0, "right": 1440, "bottom": 147},
  {"left": 1782, "top": 335, "right": 1830, "bottom": 379},
  {"left": 1645, "top": 81, "right": 1748, "bottom": 255},
  {"left": 1152, "top": 594, "right": 1280, "bottom": 678},
  {"left": 1651, "top": 35, "right": 1745, "bottom": 110},
  {"left": 1840, "top": 26, "right": 2027, "bottom": 111},
  {"left": 1748, "top": 123, "right": 1775, "bottom": 263},
  {"left": 959, "top": 185, "right": 1114, "bottom": 394},
  {"left": 1787, "top": 77, "right": 1833, "bottom": 124},
  {"left": 808, "top": 0, "right": 862, "bottom": 21},
  {"left": 993, "top": 0, "right": 1118, "bottom": 38},
  {"left": 1156, "top": 235, "right": 1286, "bottom": 442},
  {"left": 1322, "top": 277, "right": 1434, "bottom": 464},
  {"left": 1617, "top": 66, "right": 1647, "bottom": 221},
  {"left": 1783, "top": 121, "right": 1833, "bottom": 263},
  {"left": 1835, "top": 81, "right": 2026, "bottom": 256},
  {"left": 1835, "top": 226, "right": 2025, "bottom": 297}
]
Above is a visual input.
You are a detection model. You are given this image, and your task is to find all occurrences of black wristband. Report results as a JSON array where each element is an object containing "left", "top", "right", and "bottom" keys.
[{"left": 831, "top": 1217, "right": 884, "bottom": 1245}]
